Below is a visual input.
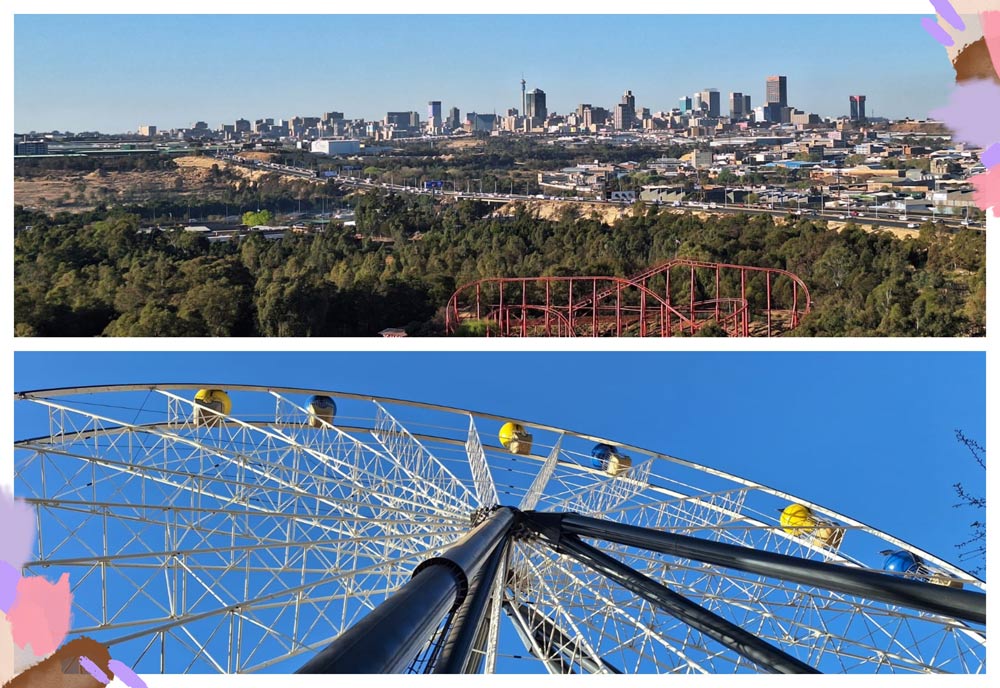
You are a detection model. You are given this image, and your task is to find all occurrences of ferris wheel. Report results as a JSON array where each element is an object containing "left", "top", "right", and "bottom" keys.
[{"left": 13, "top": 384, "right": 985, "bottom": 675}]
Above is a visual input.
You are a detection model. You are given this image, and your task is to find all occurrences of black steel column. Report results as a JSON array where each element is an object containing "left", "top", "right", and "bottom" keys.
[
  {"left": 432, "top": 540, "right": 508, "bottom": 673},
  {"left": 542, "top": 532, "right": 819, "bottom": 673},
  {"left": 529, "top": 511, "right": 985, "bottom": 625},
  {"left": 297, "top": 507, "right": 515, "bottom": 674}
]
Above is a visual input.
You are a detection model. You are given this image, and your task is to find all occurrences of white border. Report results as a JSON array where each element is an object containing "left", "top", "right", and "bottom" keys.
[{"left": 3, "top": 1, "right": 994, "bottom": 684}]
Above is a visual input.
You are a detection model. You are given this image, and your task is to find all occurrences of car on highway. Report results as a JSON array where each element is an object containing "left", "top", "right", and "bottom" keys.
[{"left": 907, "top": 223, "right": 918, "bottom": 228}]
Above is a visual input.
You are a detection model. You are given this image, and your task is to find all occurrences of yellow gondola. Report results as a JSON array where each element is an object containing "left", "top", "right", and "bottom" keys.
[
  {"left": 194, "top": 389, "right": 231, "bottom": 427},
  {"left": 499, "top": 422, "right": 532, "bottom": 455}
]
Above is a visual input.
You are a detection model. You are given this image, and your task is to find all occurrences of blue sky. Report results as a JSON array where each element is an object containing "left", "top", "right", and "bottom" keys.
[
  {"left": 14, "top": 351, "right": 985, "bottom": 575},
  {"left": 14, "top": 14, "right": 953, "bottom": 133}
]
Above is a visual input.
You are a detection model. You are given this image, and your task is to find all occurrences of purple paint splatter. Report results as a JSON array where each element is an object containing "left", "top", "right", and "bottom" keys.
[
  {"left": 930, "top": 80, "right": 1000, "bottom": 148},
  {"left": 108, "top": 659, "right": 148, "bottom": 688},
  {"left": 0, "top": 561, "right": 19, "bottom": 613},
  {"left": 922, "top": 17, "right": 956, "bottom": 47},
  {"left": 930, "top": 0, "right": 966, "bottom": 31},
  {"left": 79, "top": 656, "right": 110, "bottom": 684},
  {"left": 0, "top": 488, "right": 36, "bottom": 569},
  {"left": 982, "top": 143, "right": 1000, "bottom": 169}
]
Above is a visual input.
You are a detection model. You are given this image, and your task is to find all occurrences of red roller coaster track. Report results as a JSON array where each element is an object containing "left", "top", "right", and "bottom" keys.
[{"left": 446, "top": 259, "right": 811, "bottom": 337}]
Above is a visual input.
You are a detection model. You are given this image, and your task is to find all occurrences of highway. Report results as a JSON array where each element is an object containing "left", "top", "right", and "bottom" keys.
[{"left": 216, "top": 154, "right": 982, "bottom": 233}]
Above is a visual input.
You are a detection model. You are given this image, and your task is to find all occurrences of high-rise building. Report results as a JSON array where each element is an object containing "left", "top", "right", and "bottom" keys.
[
  {"left": 446, "top": 107, "right": 460, "bottom": 131},
  {"left": 679, "top": 96, "right": 692, "bottom": 112},
  {"left": 386, "top": 112, "right": 420, "bottom": 129},
  {"left": 138, "top": 125, "right": 157, "bottom": 137},
  {"left": 743, "top": 94, "right": 752, "bottom": 114},
  {"left": 525, "top": 88, "right": 547, "bottom": 124},
  {"left": 729, "top": 92, "right": 744, "bottom": 118},
  {"left": 615, "top": 90, "right": 636, "bottom": 130},
  {"left": 699, "top": 89, "right": 720, "bottom": 118},
  {"left": 766, "top": 75, "right": 788, "bottom": 109},
  {"left": 692, "top": 92, "right": 702, "bottom": 113},
  {"left": 428, "top": 101, "right": 442, "bottom": 124},
  {"left": 849, "top": 95, "right": 867, "bottom": 122}
]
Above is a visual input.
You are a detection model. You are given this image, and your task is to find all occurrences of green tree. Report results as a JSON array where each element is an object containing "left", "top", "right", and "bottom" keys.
[{"left": 242, "top": 209, "right": 275, "bottom": 227}]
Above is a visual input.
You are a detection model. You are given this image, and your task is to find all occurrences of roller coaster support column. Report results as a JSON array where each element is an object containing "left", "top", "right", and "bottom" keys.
[
  {"left": 297, "top": 507, "right": 516, "bottom": 674},
  {"left": 524, "top": 512, "right": 820, "bottom": 674},
  {"left": 528, "top": 511, "right": 986, "bottom": 625},
  {"left": 432, "top": 540, "right": 508, "bottom": 673}
]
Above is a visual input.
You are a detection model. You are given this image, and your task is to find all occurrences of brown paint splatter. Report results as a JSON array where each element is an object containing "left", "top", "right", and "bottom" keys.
[
  {"left": 954, "top": 36, "right": 1000, "bottom": 83},
  {"left": 4, "top": 638, "right": 111, "bottom": 688}
]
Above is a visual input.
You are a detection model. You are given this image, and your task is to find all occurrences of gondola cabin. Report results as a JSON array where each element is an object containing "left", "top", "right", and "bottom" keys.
[
  {"left": 779, "top": 503, "right": 844, "bottom": 549},
  {"left": 307, "top": 395, "right": 336, "bottom": 428},
  {"left": 591, "top": 443, "right": 633, "bottom": 476},
  {"left": 194, "top": 389, "right": 231, "bottom": 427},
  {"left": 883, "top": 550, "right": 964, "bottom": 589},
  {"left": 499, "top": 422, "right": 532, "bottom": 455}
]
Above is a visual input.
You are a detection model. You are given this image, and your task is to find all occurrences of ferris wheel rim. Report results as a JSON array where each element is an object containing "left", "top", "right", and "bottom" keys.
[{"left": 14, "top": 383, "right": 985, "bottom": 588}]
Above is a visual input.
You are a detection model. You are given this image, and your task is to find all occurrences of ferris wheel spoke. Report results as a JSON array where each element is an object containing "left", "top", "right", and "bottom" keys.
[
  {"left": 154, "top": 390, "right": 472, "bottom": 520},
  {"left": 514, "top": 541, "right": 717, "bottom": 673},
  {"left": 465, "top": 416, "right": 499, "bottom": 508},
  {"left": 518, "top": 435, "right": 563, "bottom": 511},
  {"left": 371, "top": 402, "right": 478, "bottom": 507},
  {"left": 603, "top": 542, "right": 974, "bottom": 673},
  {"left": 17, "top": 446, "right": 462, "bottom": 574},
  {"left": 266, "top": 392, "right": 474, "bottom": 515}
]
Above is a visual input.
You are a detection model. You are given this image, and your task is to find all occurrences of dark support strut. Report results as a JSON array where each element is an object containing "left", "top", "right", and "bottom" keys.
[
  {"left": 526, "top": 511, "right": 986, "bottom": 626},
  {"left": 297, "top": 507, "right": 515, "bottom": 674},
  {"left": 535, "top": 530, "right": 820, "bottom": 674},
  {"left": 432, "top": 540, "right": 508, "bottom": 673}
]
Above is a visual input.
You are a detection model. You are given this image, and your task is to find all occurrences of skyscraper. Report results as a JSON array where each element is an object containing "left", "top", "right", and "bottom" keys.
[
  {"left": 765, "top": 76, "right": 788, "bottom": 123},
  {"left": 679, "top": 96, "right": 692, "bottom": 112},
  {"left": 617, "top": 90, "right": 636, "bottom": 129},
  {"left": 446, "top": 107, "right": 460, "bottom": 131},
  {"left": 525, "top": 88, "right": 547, "bottom": 125},
  {"left": 729, "top": 92, "right": 744, "bottom": 118},
  {"left": 699, "top": 89, "right": 720, "bottom": 118},
  {"left": 744, "top": 94, "right": 752, "bottom": 114},
  {"left": 766, "top": 75, "right": 788, "bottom": 108},
  {"left": 849, "top": 95, "right": 867, "bottom": 122},
  {"left": 427, "top": 101, "right": 442, "bottom": 133}
]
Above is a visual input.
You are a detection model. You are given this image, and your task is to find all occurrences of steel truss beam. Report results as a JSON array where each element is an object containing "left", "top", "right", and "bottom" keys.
[
  {"left": 524, "top": 514, "right": 819, "bottom": 674},
  {"left": 503, "top": 600, "right": 623, "bottom": 674},
  {"left": 526, "top": 512, "right": 986, "bottom": 626},
  {"left": 296, "top": 507, "right": 515, "bottom": 674}
]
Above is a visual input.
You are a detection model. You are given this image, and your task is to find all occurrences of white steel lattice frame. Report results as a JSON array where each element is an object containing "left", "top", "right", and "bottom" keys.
[{"left": 12, "top": 384, "right": 986, "bottom": 675}]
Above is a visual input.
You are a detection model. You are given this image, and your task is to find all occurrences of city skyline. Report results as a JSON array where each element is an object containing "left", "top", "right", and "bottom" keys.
[{"left": 15, "top": 14, "right": 953, "bottom": 133}]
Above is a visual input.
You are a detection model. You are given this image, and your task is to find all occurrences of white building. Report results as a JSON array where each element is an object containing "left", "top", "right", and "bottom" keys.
[{"left": 310, "top": 139, "right": 362, "bottom": 156}]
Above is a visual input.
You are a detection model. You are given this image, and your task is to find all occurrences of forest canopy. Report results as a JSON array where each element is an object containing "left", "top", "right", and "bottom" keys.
[{"left": 14, "top": 195, "right": 985, "bottom": 337}]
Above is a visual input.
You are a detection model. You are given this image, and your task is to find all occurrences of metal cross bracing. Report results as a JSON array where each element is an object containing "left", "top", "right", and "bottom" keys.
[
  {"left": 12, "top": 385, "right": 985, "bottom": 674},
  {"left": 445, "top": 259, "right": 812, "bottom": 337}
]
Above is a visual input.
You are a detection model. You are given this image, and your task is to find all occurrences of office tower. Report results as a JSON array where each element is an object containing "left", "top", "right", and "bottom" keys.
[
  {"left": 447, "top": 107, "right": 460, "bottom": 131},
  {"left": 729, "top": 92, "right": 744, "bottom": 118},
  {"left": 744, "top": 94, "right": 752, "bottom": 113},
  {"left": 850, "top": 95, "right": 867, "bottom": 122},
  {"left": 138, "top": 125, "right": 156, "bottom": 137},
  {"left": 577, "top": 103, "right": 591, "bottom": 119},
  {"left": 679, "top": 96, "right": 692, "bottom": 112},
  {"left": 766, "top": 75, "right": 788, "bottom": 108},
  {"left": 525, "top": 88, "right": 547, "bottom": 124},
  {"left": 616, "top": 90, "right": 636, "bottom": 129},
  {"left": 427, "top": 101, "right": 442, "bottom": 124},
  {"left": 699, "top": 89, "right": 720, "bottom": 118}
]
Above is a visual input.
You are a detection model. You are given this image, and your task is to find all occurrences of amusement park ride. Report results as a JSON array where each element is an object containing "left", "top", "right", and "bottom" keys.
[
  {"left": 446, "top": 259, "right": 811, "bottom": 337},
  {"left": 13, "top": 385, "right": 985, "bottom": 674}
]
